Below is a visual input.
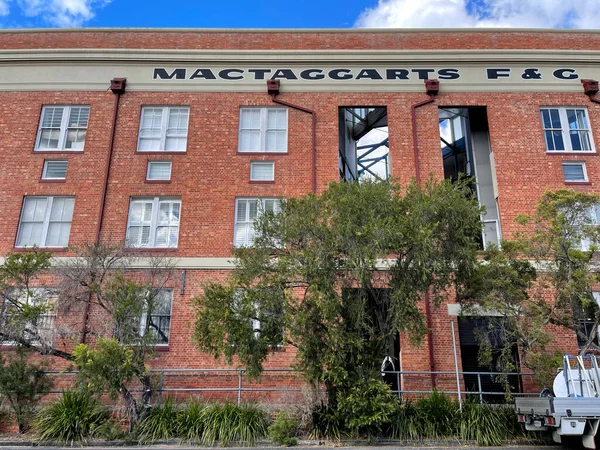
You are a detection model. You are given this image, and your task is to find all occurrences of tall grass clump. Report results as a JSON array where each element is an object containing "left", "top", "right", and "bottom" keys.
[
  {"left": 134, "top": 398, "right": 178, "bottom": 443},
  {"left": 176, "top": 400, "right": 206, "bottom": 443},
  {"left": 35, "top": 390, "right": 109, "bottom": 444},
  {"left": 459, "top": 400, "right": 512, "bottom": 446},
  {"left": 415, "top": 391, "right": 459, "bottom": 438},
  {"left": 200, "top": 403, "right": 270, "bottom": 446}
]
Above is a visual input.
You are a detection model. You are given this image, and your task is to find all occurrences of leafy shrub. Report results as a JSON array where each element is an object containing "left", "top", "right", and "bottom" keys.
[
  {"left": 200, "top": 403, "right": 270, "bottom": 446},
  {"left": 0, "top": 351, "right": 53, "bottom": 433},
  {"left": 268, "top": 411, "right": 298, "bottom": 446},
  {"left": 135, "top": 398, "right": 178, "bottom": 443},
  {"left": 335, "top": 378, "right": 398, "bottom": 436},
  {"left": 176, "top": 401, "right": 205, "bottom": 443},
  {"left": 35, "top": 390, "right": 109, "bottom": 444}
]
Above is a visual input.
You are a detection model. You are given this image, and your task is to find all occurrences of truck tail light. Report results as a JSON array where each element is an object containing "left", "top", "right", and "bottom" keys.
[
  {"left": 545, "top": 417, "right": 556, "bottom": 425},
  {"left": 517, "top": 415, "right": 526, "bottom": 422}
]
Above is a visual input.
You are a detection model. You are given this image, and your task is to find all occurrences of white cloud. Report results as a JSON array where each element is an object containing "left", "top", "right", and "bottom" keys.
[
  {"left": 16, "top": 0, "right": 111, "bottom": 27},
  {"left": 355, "top": 0, "right": 600, "bottom": 29},
  {"left": 0, "top": 0, "right": 10, "bottom": 16}
]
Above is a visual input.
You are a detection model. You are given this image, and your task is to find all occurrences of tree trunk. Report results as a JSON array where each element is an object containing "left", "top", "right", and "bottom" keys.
[{"left": 119, "top": 384, "right": 139, "bottom": 432}]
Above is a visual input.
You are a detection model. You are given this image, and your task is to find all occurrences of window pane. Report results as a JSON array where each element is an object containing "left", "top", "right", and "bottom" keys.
[
  {"left": 570, "top": 131, "right": 583, "bottom": 151},
  {"left": 43, "top": 160, "right": 68, "bottom": 179},
  {"left": 553, "top": 130, "right": 565, "bottom": 151},
  {"left": 239, "top": 130, "right": 261, "bottom": 152},
  {"left": 16, "top": 223, "right": 43, "bottom": 247},
  {"left": 241, "top": 109, "right": 261, "bottom": 129},
  {"left": 45, "top": 222, "right": 71, "bottom": 247},
  {"left": 41, "top": 107, "right": 64, "bottom": 128},
  {"left": 234, "top": 223, "right": 248, "bottom": 247},
  {"left": 38, "top": 129, "right": 60, "bottom": 149},
  {"left": 248, "top": 200, "right": 258, "bottom": 221},
  {"left": 138, "top": 137, "right": 161, "bottom": 151},
  {"left": 65, "top": 129, "right": 86, "bottom": 149},
  {"left": 49, "top": 197, "right": 74, "bottom": 222},
  {"left": 550, "top": 109, "right": 561, "bottom": 128},
  {"left": 250, "top": 162, "right": 274, "bottom": 181},
  {"left": 541, "top": 109, "right": 551, "bottom": 129},
  {"left": 266, "top": 130, "right": 287, "bottom": 152},
  {"left": 22, "top": 197, "right": 47, "bottom": 222},
  {"left": 147, "top": 161, "right": 171, "bottom": 180},
  {"left": 237, "top": 200, "right": 247, "bottom": 222},
  {"left": 68, "top": 107, "right": 89, "bottom": 128},
  {"left": 562, "top": 163, "right": 586, "bottom": 182}
]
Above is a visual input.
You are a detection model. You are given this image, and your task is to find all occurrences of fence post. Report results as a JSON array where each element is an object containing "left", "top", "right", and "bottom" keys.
[
  {"left": 451, "top": 321, "right": 462, "bottom": 410},
  {"left": 158, "top": 370, "right": 164, "bottom": 405},
  {"left": 396, "top": 371, "right": 401, "bottom": 400},
  {"left": 238, "top": 369, "right": 243, "bottom": 406},
  {"left": 477, "top": 373, "right": 483, "bottom": 403}
]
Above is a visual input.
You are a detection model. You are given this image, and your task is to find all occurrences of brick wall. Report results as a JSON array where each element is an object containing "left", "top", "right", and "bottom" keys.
[{"left": 0, "top": 30, "right": 598, "bottom": 397}]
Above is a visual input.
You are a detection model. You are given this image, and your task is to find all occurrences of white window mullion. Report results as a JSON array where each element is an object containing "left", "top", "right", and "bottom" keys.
[
  {"left": 160, "top": 108, "right": 168, "bottom": 151},
  {"left": 40, "top": 197, "right": 53, "bottom": 247},
  {"left": 57, "top": 106, "right": 70, "bottom": 150},
  {"left": 559, "top": 108, "right": 571, "bottom": 152},
  {"left": 260, "top": 109, "right": 267, "bottom": 152},
  {"left": 150, "top": 197, "right": 160, "bottom": 247}
]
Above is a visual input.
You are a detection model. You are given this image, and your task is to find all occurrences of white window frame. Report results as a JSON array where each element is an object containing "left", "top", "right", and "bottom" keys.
[
  {"left": 238, "top": 107, "right": 288, "bottom": 153},
  {"left": 250, "top": 161, "right": 275, "bottom": 181},
  {"left": 16, "top": 196, "right": 75, "bottom": 248},
  {"left": 125, "top": 197, "right": 181, "bottom": 248},
  {"left": 146, "top": 161, "right": 172, "bottom": 181},
  {"left": 35, "top": 105, "right": 90, "bottom": 151},
  {"left": 42, "top": 160, "right": 68, "bottom": 180},
  {"left": 137, "top": 106, "right": 190, "bottom": 152},
  {"left": 234, "top": 197, "right": 281, "bottom": 248},
  {"left": 541, "top": 107, "right": 595, "bottom": 153},
  {"left": 139, "top": 288, "right": 173, "bottom": 346},
  {"left": 1, "top": 287, "right": 57, "bottom": 346},
  {"left": 562, "top": 161, "right": 588, "bottom": 182}
]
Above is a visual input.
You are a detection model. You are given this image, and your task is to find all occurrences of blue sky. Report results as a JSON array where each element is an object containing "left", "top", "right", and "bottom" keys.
[{"left": 0, "top": 0, "right": 598, "bottom": 30}]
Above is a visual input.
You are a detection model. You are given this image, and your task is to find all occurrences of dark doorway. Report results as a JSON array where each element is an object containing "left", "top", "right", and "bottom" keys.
[{"left": 458, "top": 317, "right": 521, "bottom": 402}]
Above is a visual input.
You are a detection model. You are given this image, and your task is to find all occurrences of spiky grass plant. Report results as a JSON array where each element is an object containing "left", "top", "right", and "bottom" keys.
[
  {"left": 176, "top": 400, "right": 206, "bottom": 443},
  {"left": 35, "top": 390, "right": 109, "bottom": 444},
  {"left": 200, "top": 402, "right": 270, "bottom": 446},
  {"left": 134, "top": 397, "right": 179, "bottom": 443}
]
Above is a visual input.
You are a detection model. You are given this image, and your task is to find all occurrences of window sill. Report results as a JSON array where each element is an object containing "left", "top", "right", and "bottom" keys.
[
  {"left": 237, "top": 152, "right": 288, "bottom": 156},
  {"left": 125, "top": 247, "right": 178, "bottom": 253},
  {"left": 547, "top": 151, "right": 597, "bottom": 155},
  {"left": 136, "top": 151, "right": 187, "bottom": 155},
  {"left": 145, "top": 180, "right": 171, "bottom": 184},
  {"left": 12, "top": 247, "right": 68, "bottom": 252},
  {"left": 39, "top": 179, "right": 66, "bottom": 183},
  {"left": 32, "top": 150, "right": 84, "bottom": 154},
  {"left": 565, "top": 181, "right": 592, "bottom": 185},
  {"left": 154, "top": 345, "right": 170, "bottom": 352},
  {"left": 249, "top": 180, "right": 275, "bottom": 184}
]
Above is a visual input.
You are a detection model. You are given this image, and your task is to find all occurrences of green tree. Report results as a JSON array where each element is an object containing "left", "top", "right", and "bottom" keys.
[
  {"left": 192, "top": 178, "right": 484, "bottom": 428},
  {"left": 459, "top": 189, "right": 600, "bottom": 386},
  {"left": 0, "top": 350, "right": 52, "bottom": 433},
  {"left": 0, "top": 244, "right": 176, "bottom": 431}
]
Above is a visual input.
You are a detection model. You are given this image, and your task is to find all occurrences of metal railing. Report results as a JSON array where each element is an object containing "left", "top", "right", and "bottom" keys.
[{"left": 43, "top": 367, "right": 539, "bottom": 406}]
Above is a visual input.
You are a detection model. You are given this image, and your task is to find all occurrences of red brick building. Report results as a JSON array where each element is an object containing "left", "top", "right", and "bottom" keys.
[{"left": 1, "top": 28, "right": 598, "bottom": 399}]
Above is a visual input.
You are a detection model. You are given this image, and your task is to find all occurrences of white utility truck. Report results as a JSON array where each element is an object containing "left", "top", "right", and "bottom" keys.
[{"left": 515, "top": 355, "right": 600, "bottom": 449}]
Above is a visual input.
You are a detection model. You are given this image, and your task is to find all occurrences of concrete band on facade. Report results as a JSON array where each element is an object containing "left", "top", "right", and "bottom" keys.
[{"left": 0, "top": 29, "right": 594, "bottom": 401}]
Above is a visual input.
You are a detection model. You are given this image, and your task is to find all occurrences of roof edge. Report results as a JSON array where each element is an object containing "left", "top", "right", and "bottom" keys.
[{"left": 1, "top": 27, "right": 600, "bottom": 34}]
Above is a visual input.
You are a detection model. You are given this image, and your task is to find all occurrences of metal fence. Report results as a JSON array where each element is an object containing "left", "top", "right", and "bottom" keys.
[{"left": 44, "top": 367, "right": 539, "bottom": 406}]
